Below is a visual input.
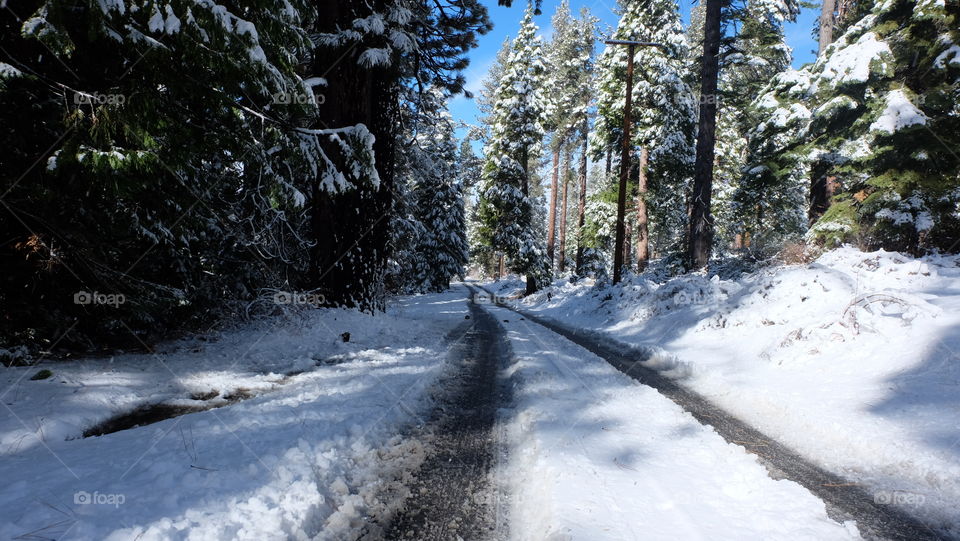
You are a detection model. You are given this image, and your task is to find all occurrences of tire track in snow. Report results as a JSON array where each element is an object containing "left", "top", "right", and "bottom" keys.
[
  {"left": 378, "top": 288, "right": 509, "bottom": 540},
  {"left": 482, "top": 286, "right": 944, "bottom": 541}
]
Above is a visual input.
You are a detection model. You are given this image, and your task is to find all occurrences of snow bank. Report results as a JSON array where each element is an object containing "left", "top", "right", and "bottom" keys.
[
  {"left": 503, "top": 247, "right": 960, "bottom": 537},
  {"left": 0, "top": 288, "right": 471, "bottom": 539}
]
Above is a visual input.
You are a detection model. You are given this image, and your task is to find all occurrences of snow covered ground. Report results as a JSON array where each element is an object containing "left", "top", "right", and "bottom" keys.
[
  {"left": 0, "top": 288, "right": 471, "bottom": 540},
  {"left": 5, "top": 249, "right": 957, "bottom": 540},
  {"left": 487, "top": 303, "right": 859, "bottom": 540},
  {"left": 492, "top": 246, "right": 960, "bottom": 537}
]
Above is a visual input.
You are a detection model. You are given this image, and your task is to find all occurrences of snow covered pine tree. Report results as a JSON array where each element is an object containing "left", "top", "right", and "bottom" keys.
[
  {"left": 1, "top": 0, "right": 327, "bottom": 346},
  {"left": 475, "top": 3, "right": 551, "bottom": 295},
  {"left": 741, "top": 0, "right": 959, "bottom": 254},
  {"left": 593, "top": 0, "right": 696, "bottom": 269}
]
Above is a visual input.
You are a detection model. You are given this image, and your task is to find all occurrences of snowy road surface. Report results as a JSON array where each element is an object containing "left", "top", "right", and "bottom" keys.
[
  {"left": 485, "top": 248, "right": 960, "bottom": 538},
  {"left": 484, "top": 302, "right": 860, "bottom": 541},
  {"left": 0, "top": 281, "right": 929, "bottom": 540},
  {"left": 383, "top": 291, "right": 509, "bottom": 539},
  {"left": 489, "top": 295, "right": 940, "bottom": 540}
]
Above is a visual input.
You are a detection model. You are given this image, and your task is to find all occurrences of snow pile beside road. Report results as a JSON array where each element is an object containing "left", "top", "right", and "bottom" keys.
[
  {"left": 504, "top": 247, "right": 960, "bottom": 536},
  {"left": 489, "top": 305, "right": 859, "bottom": 540},
  {"left": 0, "top": 289, "right": 471, "bottom": 540}
]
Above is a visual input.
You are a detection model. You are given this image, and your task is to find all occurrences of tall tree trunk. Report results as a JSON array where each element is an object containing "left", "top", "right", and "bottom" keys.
[
  {"left": 818, "top": 0, "right": 837, "bottom": 56},
  {"left": 688, "top": 0, "right": 721, "bottom": 270},
  {"left": 310, "top": 0, "right": 396, "bottom": 311},
  {"left": 613, "top": 43, "right": 635, "bottom": 284},
  {"left": 575, "top": 113, "right": 589, "bottom": 273},
  {"left": 623, "top": 223, "right": 632, "bottom": 272},
  {"left": 624, "top": 153, "right": 636, "bottom": 272},
  {"left": 812, "top": 0, "right": 837, "bottom": 226},
  {"left": 546, "top": 148, "right": 560, "bottom": 267},
  {"left": 635, "top": 147, "right": 650, "bottom": 271},
  {"left": 525, "top": 274, "right": 538, "bottom": 295},
  {"left": 558, "top": 149, "right": 571, "bottom": 272}
]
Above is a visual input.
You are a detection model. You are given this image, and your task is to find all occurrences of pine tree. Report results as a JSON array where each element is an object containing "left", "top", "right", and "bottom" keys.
[
  {"left": 689, "top": 0, "right": 723, "bottom": 269},
  {"left": 543, "top": 2, "right": 597, "bottom": 271},
  {"left": 580, "top": 164, "right": 620, "bottom": 278},
  {"left": 476, "top": 3, "right": 550, "bottom": 294},
  {"left": 464, "top": 142, "right": 500, "bottom": 277},
  {"left": 711, "top": 1, "right": 794, "bottom": 254},
  {"left": 388, "top": 88, "right": 469, "bottom": 293},
  {"left": 2, "top": 0, "right": 324, "bottom": 347},
  {"left": 741, "top": 0, "right": 959, "bottom": 254},
  {"left": 309, "top": 0, "right": 490, "bottom": 310},
  {"left": 686, "top": 0, "right": 800, "bottom": 266},
  {"left": 386, "top": 172, "right": 432, "bottom": 293},
  {"left": 0, "top": 0, "right": 492, "bottom": 350},
  {"left": 470, "top": 40, "right": 512, "bottom": 277},
  {"left": 414, "top": 91, "right": 470, "bottom": 291},
  {"left": 593, "top": 0, "right": 697, "bottom": 269},
  {"left": 475, "top": 38, "right": 513, "bottom": 143}
]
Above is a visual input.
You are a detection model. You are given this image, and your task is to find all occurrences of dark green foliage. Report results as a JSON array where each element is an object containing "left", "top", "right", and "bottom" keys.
[
  {"left": 0, "top": 0, "right": 488, "bottom": 353},
  {"left": 1, "top": 0, "right": 321, "bottom": 351},
  {"left": 740, "top": 0, "right": 960, "bottom": 254}
]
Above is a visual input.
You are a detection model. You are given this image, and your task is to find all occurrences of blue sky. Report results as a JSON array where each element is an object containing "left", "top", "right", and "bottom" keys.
[{"left": 449, "top": 0, "right": 821, "bottom": 137}]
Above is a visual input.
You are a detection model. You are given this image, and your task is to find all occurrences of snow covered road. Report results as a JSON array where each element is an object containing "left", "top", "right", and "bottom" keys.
[
  {"left": 486, "top": 302, "right": 862, "bottom": 540},
  {"left": 384, "top": 293, "right": 509, "bottom": 539},
  {"left": 488, "top": 298, "right": 940, "bottom": 540},
  {"left": 485, "top": 248, "right": 960, "bottom": 538},
  {"left": 1, "top": 278, "right": 942, "bottom": 540}
]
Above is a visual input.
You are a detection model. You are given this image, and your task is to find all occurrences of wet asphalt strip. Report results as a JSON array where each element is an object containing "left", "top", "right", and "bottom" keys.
[
  {"left": 481, "top": 286, "right": 947, "bottom": 541},
  {"left": 380, "top": 288, "right": 510, "bottom": 540}
]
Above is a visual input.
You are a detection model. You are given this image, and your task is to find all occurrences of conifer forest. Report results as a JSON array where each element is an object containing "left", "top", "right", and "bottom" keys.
[{"left": 1, "top": 0, "right": 959, "bottom": 539}]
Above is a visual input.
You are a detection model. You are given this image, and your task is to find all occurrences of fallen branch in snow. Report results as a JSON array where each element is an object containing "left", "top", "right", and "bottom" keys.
[{"left": 840, "top": 293, "right": 909, "bottom": 335}]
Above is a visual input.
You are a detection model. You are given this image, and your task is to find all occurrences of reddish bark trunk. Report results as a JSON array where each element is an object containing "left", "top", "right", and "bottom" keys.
[
  {"left": 546, "top": 149, "right": 560, "bottom": 267},
  {"left": 575, "top": 113, "right": 589, "bottom": 273},
  {"left": 558, "top": 149, "right": 571, "bottom": 272}
]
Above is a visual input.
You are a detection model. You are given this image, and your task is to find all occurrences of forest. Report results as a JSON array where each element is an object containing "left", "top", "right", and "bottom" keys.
[
  {"left": 0, "top": 0, "right": 957, "bottom": 357},
  {"left": 2, "top": 1, "right": 960, "bottom": 538}
]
